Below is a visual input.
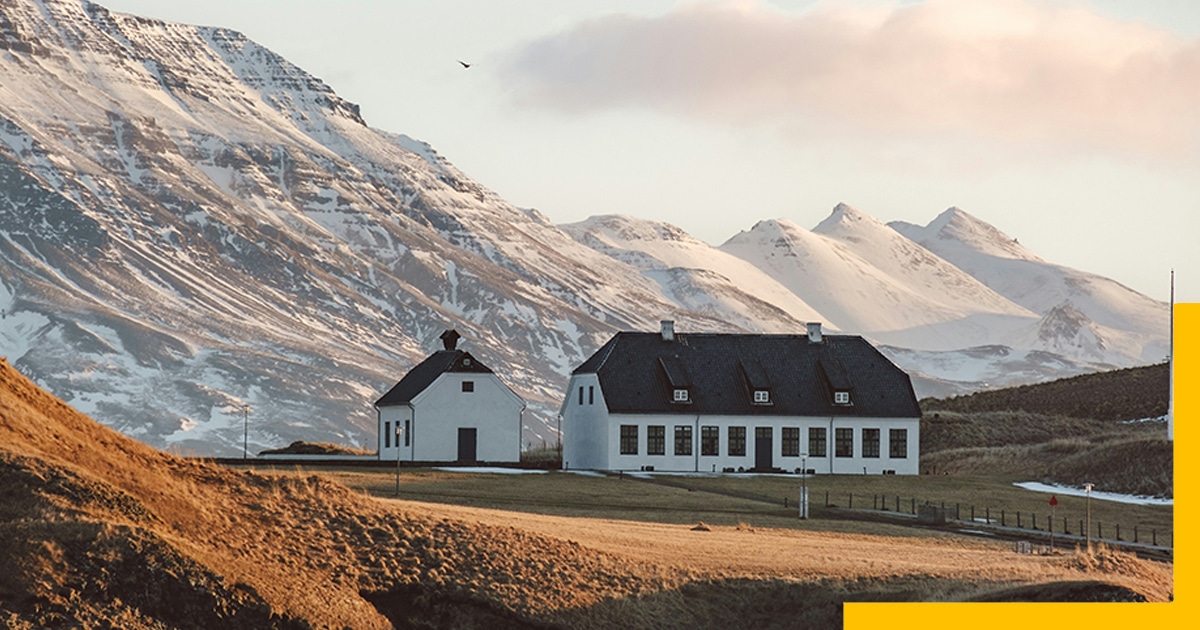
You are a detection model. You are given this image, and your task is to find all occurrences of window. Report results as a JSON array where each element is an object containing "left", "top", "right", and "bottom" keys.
[
  {"left": 673, "top": 388, "right": 689, "bottom": 402},
  {"left": 462, "top": 381, "right": 474, "bottom": 393},
  {"left": 701, "top": 426, "right": 719, "bottom": 456},
  {"left": 385, "top": 421, "right": 391, "bottom": 448},
  {"left": 578, "top": 386, "right": 584, "bottom": 405},
  {"left": 404, "top": 420, "right": 410, "bottom": 446},
  {"left": 808, "top": 427, "right": 826, "bottom": 458},
  {"left": 863, "top": 428, "right": 880, "bottom": 458},
  {"left": 648, "top": 426, "right": 666, "bottom": 455},
  {"left": 728, "top": 426, "right": 746, "bottom": 456},
  {"left": 835, "top": 427, "right": 853, "bottom": 458},
  {"left": 782, "top": 427, "right": 800, "bottom": 457},
  {"left": 588, "top": 386, "right": 594, "bottom": 405},
  {"left": 834, "top": 391, "right": 850, "bottom": 405},
  {"left": 620, "top": 425, "right": 638, "bottom": 455},
  {"left": 674, "top": 425, "right": 693, "bottom": 456},
  {"left": 890, "top": 428, "right": 907, "bottom": 458},
  {"left": 753, "top": 390, "right": 770, "bottom": 404}
]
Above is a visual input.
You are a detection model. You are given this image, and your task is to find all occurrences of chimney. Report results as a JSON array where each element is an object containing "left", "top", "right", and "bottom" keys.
[
  {"left": 806, "top": 322, "right": 822, "bottom": 344},
  {"left": 440, "top": 329, "right": 461, "bottom": 350},
  {"left": 660, "top": 320, "right": 675, "bottom": 342}
]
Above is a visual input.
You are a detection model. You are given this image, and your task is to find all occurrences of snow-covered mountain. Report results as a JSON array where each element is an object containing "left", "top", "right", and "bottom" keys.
[
  {"left": 0, "top": 0, "right": 697, "bottom": 455},
  {"left": 717, "top": 215, "right": 1036, "bottom": 350},
  {"left": 560, "top": 215, "right": 825, "bottom": 333},
  {"left": 891, "top": 208, "right": 1170, "bottom": 364},
  {"left": 0, "top": 1, "right": 1170, "bottom": 455}
]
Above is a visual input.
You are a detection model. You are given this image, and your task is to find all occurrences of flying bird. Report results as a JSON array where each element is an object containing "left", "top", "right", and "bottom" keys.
[{"left": 458, "top": 60, "right": 472, "bottom": 69}]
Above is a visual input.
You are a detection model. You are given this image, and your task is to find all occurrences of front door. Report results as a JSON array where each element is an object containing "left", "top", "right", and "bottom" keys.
[
  {"left": 755, "top": 427, "right": 772, "bottom": 471},
  {"left": 457, "top": 427, "right": 477, "bottom": 462}
]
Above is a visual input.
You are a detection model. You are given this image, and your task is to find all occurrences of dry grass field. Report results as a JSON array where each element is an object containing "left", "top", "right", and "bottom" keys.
[{"left": 0, "top": 359, "right": 1174, "bottom": 628}]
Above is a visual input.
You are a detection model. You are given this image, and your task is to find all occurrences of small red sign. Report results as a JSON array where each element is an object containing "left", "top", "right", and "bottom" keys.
[{"left": 1049, "top": 495, "right": 1059, "bottom": 507}]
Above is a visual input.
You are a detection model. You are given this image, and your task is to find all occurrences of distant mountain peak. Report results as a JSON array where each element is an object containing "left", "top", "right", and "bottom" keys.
[{"left": 814, "top": 202, "right": 878, "bottom": 233}]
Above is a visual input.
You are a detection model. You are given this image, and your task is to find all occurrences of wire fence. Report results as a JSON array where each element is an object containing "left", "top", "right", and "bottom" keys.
[{"left": 828, "top": 491, "right": 1172, "bottom": 549}]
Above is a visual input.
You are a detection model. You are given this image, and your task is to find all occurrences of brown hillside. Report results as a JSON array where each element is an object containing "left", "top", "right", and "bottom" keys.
[
  {"left": 0, "top": 359, "right": 688, "bottom": 628},
  {"left": 920, "top": 362, "right": 1169, "bottom": 422}
]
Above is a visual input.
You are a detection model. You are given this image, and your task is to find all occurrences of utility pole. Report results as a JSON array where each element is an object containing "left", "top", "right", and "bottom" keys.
[{"left": 242, "top": 404, "right": 251, "bottom": 460}]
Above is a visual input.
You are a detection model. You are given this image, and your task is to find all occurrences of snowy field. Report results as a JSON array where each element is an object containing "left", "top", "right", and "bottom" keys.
[{"left": 1013, "top": 481, "right": 1172, "bottom": 506}]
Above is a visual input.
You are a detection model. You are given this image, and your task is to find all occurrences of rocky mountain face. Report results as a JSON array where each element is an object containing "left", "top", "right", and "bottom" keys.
[{"left": 0, "top": 0, "right": 1169, "bottom": 455}]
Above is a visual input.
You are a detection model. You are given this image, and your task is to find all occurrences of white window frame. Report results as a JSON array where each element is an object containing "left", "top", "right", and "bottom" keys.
[
  {"left": 834, "top": 391, "right": 850, "bottom": 405},
  {"left": 673, "top": 388, "right": 689, "bottom": 402},
  {"left": 753, "top": 390, "right": 770, "bottom": 404}
]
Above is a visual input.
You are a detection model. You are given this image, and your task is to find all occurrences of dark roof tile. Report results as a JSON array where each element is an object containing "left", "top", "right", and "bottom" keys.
[
  {"left": 574, "top": 332, "right": 919, "bottom": 418},
  {"left": 375, "top": 350, "right": 493, "bottom": 406}
]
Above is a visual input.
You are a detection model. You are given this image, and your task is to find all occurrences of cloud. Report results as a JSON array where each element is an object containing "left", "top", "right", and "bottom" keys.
[{"left": 501, "top": 0, "right": 1200, "bottom": 161}]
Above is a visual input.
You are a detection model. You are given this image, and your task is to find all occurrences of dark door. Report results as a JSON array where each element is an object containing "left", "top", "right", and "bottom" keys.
[
  {"left": 755, "top": 427, "right": 772, "bottom": 471},
  {"left": 457, "top": 428, "right": 477, "bottom": 462}
]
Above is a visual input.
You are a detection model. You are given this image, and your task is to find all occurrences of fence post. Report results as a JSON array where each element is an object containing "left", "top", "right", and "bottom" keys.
[
  {"left": 971, "top": 505, "right": 975, "bottom": 521},
  {"left": 911, "top": 497, "right": 916, "bottom": 515},
  {"left": 956, "top": 503, "right": 960, "bottom": 520},
  {"left": 1134, "top": 526, "right": 1138, "bottom": 543},
  {"left": 986, "top": 507, "right": 990, "bottom": 523},
  {"left": 849, "top": 493, "right": 853, "bottom": 509},
  {"left": 825, "top": 490, "right": 829, "bottom": 507},
  {"left": 1033, "top": 513, "right": 1037, "bottom": 531},
  {"left": 896, "top": 495, "right": 900, "bottom": 512},
  {"left": 1116, "top": 523, "right": 1121, "bottom": 541},
  {"left": 1098, "top": 522, "right": 1102, "bottom": 540},
  {"left": 1017, "top": 512, "right": 1022, "bottom": 528},
  {"left": 1001, "top": 510, "right": 1005, "bottom": 526},
  {"left": 1080, "top": 520, "right": 1084, "bottom": 538},
  {"left": 1064, "top": 517, "right": 1069, "bottom": 535}
]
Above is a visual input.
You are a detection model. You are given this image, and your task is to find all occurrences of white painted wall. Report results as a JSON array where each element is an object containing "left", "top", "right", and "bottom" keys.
[
  {"left": 561, "top": 374, "right": 608, "bottom": 470},
  {"left": 565, "top": 411, "right": 919, "bottom": 475},
  {"left": 377, "top": 372, "right": 523, "bottom": 462}
]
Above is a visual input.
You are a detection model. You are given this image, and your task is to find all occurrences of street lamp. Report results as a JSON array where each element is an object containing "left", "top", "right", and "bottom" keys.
[
  {"left": 1084, "top": 482, "right": 1094, "bottom": 552},
  {"left": 800, "top": 452, "right": 809, "bottom": 520},
  {"left": 395, "top": 423, "right": 404, "bottom": 497}
]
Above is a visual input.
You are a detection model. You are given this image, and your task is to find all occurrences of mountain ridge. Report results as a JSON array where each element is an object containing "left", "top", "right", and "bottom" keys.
[{"left": 0, "top": 0, "right": 1169, "bottom": 455}]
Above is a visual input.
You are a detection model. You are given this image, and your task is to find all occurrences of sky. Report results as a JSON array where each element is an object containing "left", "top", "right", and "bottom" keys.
[{"left": 98, "top": 0, "right": 1199, "bottom": 303}]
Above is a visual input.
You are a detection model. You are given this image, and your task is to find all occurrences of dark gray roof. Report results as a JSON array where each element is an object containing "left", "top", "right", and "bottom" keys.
[
  {"left": 375, "top": 350, "right": 493, "bottom": 406},
  {"left": 574, "top": 332, "right": 920, "bottom": 418}
]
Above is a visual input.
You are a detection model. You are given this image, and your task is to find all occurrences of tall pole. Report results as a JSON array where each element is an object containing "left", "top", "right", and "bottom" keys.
[
  {"left": 800, "top": 453, "right": 808, "bottom": 519},
  {"left": 395, "top": 424, "right": 403, "bottom": 497},
  {"left": 242, "top": 404, "right": 250, "bottom": 460},
  {"left": 1169, "top": 269, "right": 1175, "bottom": 441},
  {"left": 1084, "top": 483, "right": 1094, "bottom": 552}
]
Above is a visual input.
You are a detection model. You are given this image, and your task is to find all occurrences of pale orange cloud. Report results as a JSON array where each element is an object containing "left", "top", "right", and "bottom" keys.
[{"left": 502, "top": 0, "right": 1200, "bottom": 160}]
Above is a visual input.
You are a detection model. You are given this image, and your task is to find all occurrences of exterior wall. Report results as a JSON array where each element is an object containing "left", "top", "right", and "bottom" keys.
[
  {"left": 378, "top": 372, "right": 522, "bottom": 462},
  {"left": 561, "top": 374, "right": 609, "bottom": 470},
  {"left": 590, "top": 413, "right": 920, "bottom": 475}
]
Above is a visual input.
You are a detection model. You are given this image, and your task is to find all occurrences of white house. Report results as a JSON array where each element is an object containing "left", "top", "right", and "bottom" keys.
[
  {"left": 375, "top": 330, "right": 525, "bottom": 463},
  {"left": 561, "top": 321, "right": 922, "bottom": 475}
]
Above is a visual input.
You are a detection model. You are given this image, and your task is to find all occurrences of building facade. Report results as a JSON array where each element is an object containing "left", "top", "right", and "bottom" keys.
[
  {"left": 562, "top": 322, "right": 922, "bottom": 474},
  {"left": 375, "top": 330, "right": 524, "bottom": 463}
]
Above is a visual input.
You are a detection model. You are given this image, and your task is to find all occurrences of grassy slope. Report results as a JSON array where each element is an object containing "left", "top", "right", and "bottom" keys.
[
  {"left": 921, "top": 362, "right": 1169, "bottom": 421},
  {"left": 0, "top": 359, "right": 690, "bottom": 628},
  {"left": 918, "top": 363, "right": 1172, "bottom": 497}
]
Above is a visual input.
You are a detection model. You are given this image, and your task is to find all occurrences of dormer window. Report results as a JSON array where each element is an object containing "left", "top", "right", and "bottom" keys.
[
  {"left": 834, "top": 391, "right": 850, "bottom": 405},
  {"left": 673, "top": 388, "right": 690, "bottom": 403},
  {"left": 753, "top": 390, "right": 770, "bottom": 404}
]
